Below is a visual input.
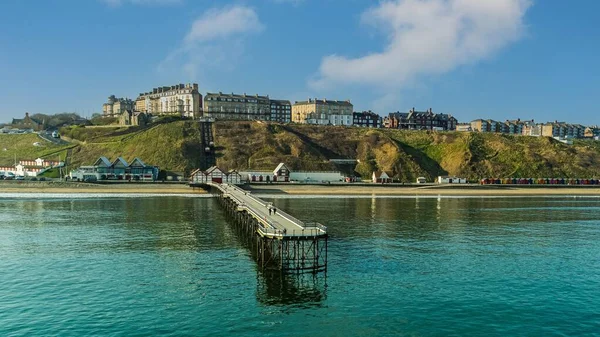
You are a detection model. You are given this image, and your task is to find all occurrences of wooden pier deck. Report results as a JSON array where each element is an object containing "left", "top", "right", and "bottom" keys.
[
  {"left": 215, "top": 183, "right": 327, "bottom": 238},
  {"left": 207, "top": 182, "right": 328, "bottom": 273}
]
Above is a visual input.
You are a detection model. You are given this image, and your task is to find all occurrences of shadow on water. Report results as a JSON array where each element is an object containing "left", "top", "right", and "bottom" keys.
[
  {"left": 214, "top": 199, "right": 328, "bottom": 308},
  {"left": 256, "top": 270, "right": 327, "bottom": 308}
]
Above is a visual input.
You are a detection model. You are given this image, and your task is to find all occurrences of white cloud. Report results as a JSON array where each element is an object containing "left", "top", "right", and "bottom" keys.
[
  {"left": 158, "top": 5, "right": 264, "bottom": 80},
  {"left": 185, "top": 6, "right": 264, "bottom": 43},
  {"left": 311, "top": 0, "right": 532, "bottom": 90}
]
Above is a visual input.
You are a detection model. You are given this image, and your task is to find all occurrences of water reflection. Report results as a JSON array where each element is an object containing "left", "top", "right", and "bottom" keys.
[{"left": 256, "top": 270, "right": 327, "bottom": 308}]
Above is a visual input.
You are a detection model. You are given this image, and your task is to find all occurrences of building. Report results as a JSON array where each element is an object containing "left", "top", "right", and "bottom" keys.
[
  {"left": 584, "top": 127, "right": 600, "bottom": 138},
  {"left": 135, "top": 83, "right": 202, "bottom": 118},
  {"left": 103, "top": 95, "right": 134, "bottom": 117},
  {"left": 384, "top": 108, "right": 457, "bottom": 131},
  {"left": 69, "top": 157, "right": 158, "bottom": 181},
  {"left": 372, "top": 171, "right": 392, "bottom": 183},
  {"left": 241, "top": 162, "right": 344, "bottom": 183},
  {"left": 270, "top": 99, "right": 292, "bottom": 123},
  {"left": 119, "top": 110, "right": 149, "bottom": 126},
  {"left": 353, "top": 111, "right": 382, "bottom": 128},
  {"left": 437, "top": 176, "right": 467, "bottom": 184},
  {"left": 541, "top": 122, "right": 585, "bottom": 139},
  {"left": 292, "top": 98, "right": 353, "bottom": 125},
  {"left": 11, "top": 112, "right": 45, "bottom": 131},
  {"left": 0, "top": 157, "right": 62, "bottom": 177},
  {"left": 455, "top": 123, "right": 472, "bottom": 132},
  {"left": 521, "top": 120, "right": 540, "bottom": 136},
  {"left": 204, "top": 92, "right": 271, "bottom": 121},
  {"left": 190, "top": 166, "right": 243, "bottom": 185}
]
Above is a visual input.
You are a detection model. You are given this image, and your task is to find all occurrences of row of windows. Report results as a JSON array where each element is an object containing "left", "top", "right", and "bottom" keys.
[{"left": 206, "top": 97, "right": 262, "bottom": 103}]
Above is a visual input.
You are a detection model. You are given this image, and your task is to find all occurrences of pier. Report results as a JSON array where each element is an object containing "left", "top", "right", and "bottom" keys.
[{"left": 208, "top": 182, "right": 328, "bottom": 273}]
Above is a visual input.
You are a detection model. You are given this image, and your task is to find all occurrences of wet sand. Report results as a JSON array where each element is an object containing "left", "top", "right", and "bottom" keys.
[
  {"left": 2, "top": 181, "right": 600, "bottom": 196},
  {"left": 0, "top": 181, "right": 207, "bottom": 194},
  {"left": 245, "top": 184, "right": 600, "bottom": 196}
]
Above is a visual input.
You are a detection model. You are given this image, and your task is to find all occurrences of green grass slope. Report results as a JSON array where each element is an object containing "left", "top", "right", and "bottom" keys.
[
  {"left": 0, "top": 134, "right": 72, "bottom": 166},
  {"left": 25, "top": 120, "right": 600, "bottom": 181},
  {"left": 68, "top": 121, "right": 205, "bottom": 173},
  {"left": 214, "top": 122, "right": 600, "bottom": 181}
]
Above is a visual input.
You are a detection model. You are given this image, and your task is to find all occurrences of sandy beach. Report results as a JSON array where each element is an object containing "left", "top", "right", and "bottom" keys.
[
  {"left": 3, "top": 181, "right": 600, "bottom": 196},
  {"left": 245, "top": 184, "right": 600, "bottom": 196},
  {"left": 0, "top": 181, "right": 207, "bottom": 194}
]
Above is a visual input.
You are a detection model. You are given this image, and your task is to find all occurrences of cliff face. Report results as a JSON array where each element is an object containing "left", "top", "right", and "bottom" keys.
[
  {"left": 63, "top": 120, "right": 600, "bottom": 180},
  {"left": 214, "top": 122, "right": 600, "bottom": 180}
]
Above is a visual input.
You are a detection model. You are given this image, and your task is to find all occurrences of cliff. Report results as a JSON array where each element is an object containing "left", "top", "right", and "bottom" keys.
[{"left": 57, "top": 121, "right": 600, "bottom": 180}]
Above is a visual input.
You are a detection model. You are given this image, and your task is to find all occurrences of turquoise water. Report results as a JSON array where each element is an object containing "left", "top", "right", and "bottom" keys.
[{"left": 1, "top": 194, "right": 600, "bottom": 336}]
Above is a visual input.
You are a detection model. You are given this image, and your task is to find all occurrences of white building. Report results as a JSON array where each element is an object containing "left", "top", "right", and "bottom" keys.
[
  {"left": 136, "top": 83, "right": 202, "bottom": 118},
  {"left": 437, "top": 176, "right": 467, "bottom": 184}
]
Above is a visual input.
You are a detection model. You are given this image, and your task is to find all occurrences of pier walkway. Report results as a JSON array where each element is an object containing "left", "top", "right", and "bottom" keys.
[
  {"left": 210, "top": 182, "right": 327, "bottom": 238},
  {"left": 207, "top": 182, "right": 328, "bottom": 272}
]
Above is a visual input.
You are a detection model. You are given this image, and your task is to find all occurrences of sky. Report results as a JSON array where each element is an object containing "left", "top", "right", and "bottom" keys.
[{"left": 1, "top": 0, "right": 599, "bottom": 125}]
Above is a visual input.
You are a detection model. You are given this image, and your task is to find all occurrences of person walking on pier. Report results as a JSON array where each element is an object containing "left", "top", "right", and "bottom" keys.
[
  {"left": 273, "top": 208, "right": 277, "bottom": 215},
  {"left": 268, "top": 207, "right": 272, "bottom": 215}
]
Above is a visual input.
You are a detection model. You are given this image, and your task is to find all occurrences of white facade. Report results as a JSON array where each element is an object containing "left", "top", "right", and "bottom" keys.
[
  {"left": 138, "top": 83, "right": 201, "bottom": 118},
  {"left": 290, "top": 171, "right": 344, "bottom": 183},
  {"left": 437, "top": 176, "right": 467, "bottom": 184},
  {"left": 307, "top": 114, "right": 352, "bottom": 126}
]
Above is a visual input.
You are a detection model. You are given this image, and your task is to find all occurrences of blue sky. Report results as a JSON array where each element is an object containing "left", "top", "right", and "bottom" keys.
[{"left": 0, "top": 0, "right": 599, "bottom": 125}]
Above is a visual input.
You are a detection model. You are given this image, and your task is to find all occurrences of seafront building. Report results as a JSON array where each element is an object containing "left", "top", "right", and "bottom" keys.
[
  {"left": 292, "top": 98, "right": 354, "bottom": 126},
  {"left": 203, "top": 92, "right": 271, "bottom": 121},
  {"left": 270, "top": 99, "right": 292, "bottom": 123},
  {"left": 135, "top": 83, "right": 202, "bottom": 118},
  {"left": 70, "top": 157, "right": 158, "bottom": 181},
  {"left": 470, "top": 118, "right": 586, "bottom": 139},
  {"left": 353, "top": 111, "right": 382, "bottom": 128},
  {"left": 383, "top": 108, "right": 457, "bottom": 131},
  {"left": 203, "top": 92, "right": 292, "bottom": 122},
  {"left": 103, "top": 95, "right": 135, "bottom": 117}
]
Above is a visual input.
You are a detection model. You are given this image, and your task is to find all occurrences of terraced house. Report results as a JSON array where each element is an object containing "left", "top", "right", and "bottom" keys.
[
  {"left": 203, "top": 92, "right": 271, "bottom": 121},
  {"left": 135, "top": 83, "right": 202, "bottom": 118},
  {"left": 102, "top": 95, "right": 134, "bottom": 117},
  {"left": 292, "top": 98, "right": 353, "bottom": 125},
  {"left": 540, "top": 122, "right": 585, "bottom": 138},
  {"left": 384, "top": 108, "right": 457, "bottom": 131}
]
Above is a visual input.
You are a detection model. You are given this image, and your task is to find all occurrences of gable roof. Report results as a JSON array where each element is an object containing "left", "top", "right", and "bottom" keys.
[
  {"left": 205, "top": 166, "right": 225, "bottom": 174},
  {"left": 93, "top": 157, "right": 111, "bottom": 167},
  {"left": 112, "top": 157, "right": 129, "bottom": 168},
  {"left": 128, "top": 158, "right": 147, "bottom": 168},
  {"left": 373, "top": 171, "right": 390, "bottom": 179},
  {"left": 273, "top": 163, "right": 290, "bottom": 174},
  {"left": 189, "top": 168, "right": 202, "bottom": 176}
]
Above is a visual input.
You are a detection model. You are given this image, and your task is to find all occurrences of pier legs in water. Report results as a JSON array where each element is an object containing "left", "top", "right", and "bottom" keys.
[{"left": 215, "top": 188, "right": 327, "bottom": 273}]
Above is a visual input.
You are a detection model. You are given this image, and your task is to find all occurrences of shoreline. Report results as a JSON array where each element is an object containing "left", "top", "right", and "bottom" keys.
[{"left": 2, "top": 181, "right": 600, "bottom": 196}]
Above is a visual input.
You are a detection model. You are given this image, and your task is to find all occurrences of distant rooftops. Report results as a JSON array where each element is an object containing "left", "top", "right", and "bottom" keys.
[
  {"left": 205, "top": 92, "right": 270, "bottom": 101},
  {"left": 294, "top": 98, "right": 352, "bottom": 106},
  {"left": 138, "top": 83, "right": 199, "bottom": 97}
]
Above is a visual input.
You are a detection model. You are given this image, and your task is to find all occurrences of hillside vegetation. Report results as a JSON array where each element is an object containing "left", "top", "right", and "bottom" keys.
[
  {"left": 28, "top": 120, "right": 600, "bottom": 180},
  {"left": 0, "top": 134, "right": 72, "bottom": 166}
]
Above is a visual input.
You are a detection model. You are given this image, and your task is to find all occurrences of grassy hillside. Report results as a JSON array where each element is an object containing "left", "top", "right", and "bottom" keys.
[
  {"left": 214, "top": 122, "right": 600, "bottom": 181},
  {"left": 27, "top": 120, "right": 600, "bottom": 181},
  {"left": 68, "top": 121, "right": 205, "bottom": 173},
  {"left": 0, "top": 134, "right": 72, "bottom": 166}
]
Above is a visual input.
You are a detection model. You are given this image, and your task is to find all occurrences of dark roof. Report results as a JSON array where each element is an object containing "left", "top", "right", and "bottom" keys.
[
  {"left": 205, "top": 92, "right": 269, "bottom": 101},
  {"left": 294, "top": 99, "right": 353, "bottom": 107},
  {"left": 270, "top": 99, "right": 291, "bottom": 105}
]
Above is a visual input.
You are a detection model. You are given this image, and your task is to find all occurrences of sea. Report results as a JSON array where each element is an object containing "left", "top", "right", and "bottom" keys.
[{"left": 1, "top": 193, "right": 600, "bottom": 336}]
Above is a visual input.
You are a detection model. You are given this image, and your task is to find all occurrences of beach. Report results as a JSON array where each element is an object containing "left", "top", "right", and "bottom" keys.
[
  {"left": 0, "top": 181, "right": 206, "bottom": 194},
  {"left": 244, "top": 183, "right": 600, "bottom": 196},
  {"left": 2, "top": 181, "right": 600, "bottom": 196}
]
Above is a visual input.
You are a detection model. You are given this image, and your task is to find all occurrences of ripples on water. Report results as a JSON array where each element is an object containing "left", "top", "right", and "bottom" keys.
[{"left": 1, "top": 195, "right": 600, "bottom": 336}]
